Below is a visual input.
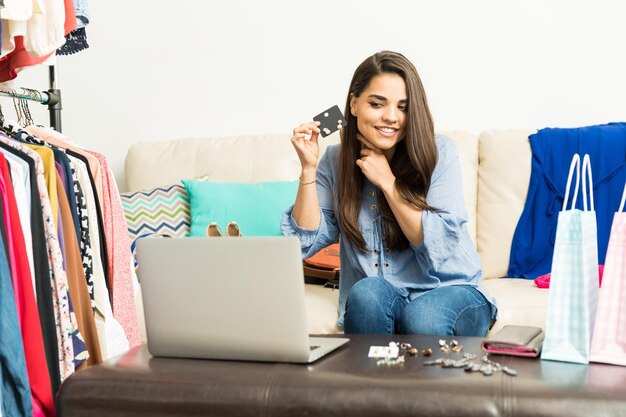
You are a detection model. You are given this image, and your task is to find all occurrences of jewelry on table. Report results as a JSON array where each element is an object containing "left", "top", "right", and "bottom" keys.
[
  {"left": 371, "top": 340, "right": 517, "bottom": 375},
  {"left": 423, "top": 352, "right": 518, "bottom": 377}
]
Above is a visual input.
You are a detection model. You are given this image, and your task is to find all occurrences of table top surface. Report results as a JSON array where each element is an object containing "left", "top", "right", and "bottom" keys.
[{"left": 58, "top": 334, "right": 626, "bottom": 417}]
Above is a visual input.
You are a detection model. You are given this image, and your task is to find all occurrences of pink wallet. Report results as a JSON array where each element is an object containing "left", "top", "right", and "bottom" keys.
[{"left": 481, "top": 325, "right": 544, "bottom": 357}]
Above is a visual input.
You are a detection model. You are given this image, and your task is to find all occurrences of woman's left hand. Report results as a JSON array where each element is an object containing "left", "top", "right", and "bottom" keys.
[{"left": 355, "top": 133, "right": 396, "bottom": 192}]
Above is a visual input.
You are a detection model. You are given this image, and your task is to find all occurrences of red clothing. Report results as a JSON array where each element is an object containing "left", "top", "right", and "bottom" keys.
[
  {"left": 0, "top": 0, "right": 77, "bottom": 82},
  {"left": 63, "top": 0, "right": 78, "bottom": 35},
  {"left": 0, "top": 36, "right": 54, "bottom": 82},
  {"left": 534, "top": 265, "right": 604, "bottom": 289},
  {"left": 0, "top": 154, "right": 55, "bottom": 416}
]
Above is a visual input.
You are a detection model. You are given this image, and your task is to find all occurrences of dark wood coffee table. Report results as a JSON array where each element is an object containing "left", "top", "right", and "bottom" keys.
[{"left": 56, "top": 334, "right": 626, "bottom": 417}]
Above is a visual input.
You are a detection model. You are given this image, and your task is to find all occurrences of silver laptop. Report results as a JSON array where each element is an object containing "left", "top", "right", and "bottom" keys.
[{"left": 136, "top": 236, "right": 349, "bottom": 363}]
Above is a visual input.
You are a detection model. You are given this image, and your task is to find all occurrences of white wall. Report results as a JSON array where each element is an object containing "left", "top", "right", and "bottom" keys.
[{"left": 10, "top": 0, "right": 626, "bottom": 191}]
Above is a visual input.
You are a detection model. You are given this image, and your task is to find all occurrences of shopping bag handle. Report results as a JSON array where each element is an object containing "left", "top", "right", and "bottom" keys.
[
  {"left": 562, "top": 154, "right": 595, "bottom": 212},
  {"left": 581, "top": 154, "right": 594, "bottom": 212},
  {"left": 562, "top": 154, "right": 581, "bottom": 211},
  {"left": 619, "top": 182, "right": 626, "bottom": 212}
]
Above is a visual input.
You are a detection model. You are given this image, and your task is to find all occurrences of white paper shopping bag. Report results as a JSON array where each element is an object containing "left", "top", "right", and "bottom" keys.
[
  {"left": 590, "top": 182, "right": 626, "bottom": 366},
  {"left": 541, "top": 154, "right": 600, "bottom": 364}
]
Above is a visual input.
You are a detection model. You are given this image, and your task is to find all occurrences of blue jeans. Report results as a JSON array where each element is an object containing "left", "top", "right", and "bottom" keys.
[{"left": 343, "top": 277, "right": 493, "bottom": 336}]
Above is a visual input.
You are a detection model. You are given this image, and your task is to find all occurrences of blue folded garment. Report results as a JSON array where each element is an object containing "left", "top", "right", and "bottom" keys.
[{"left": 508, "top": 122, "right": 626, "bottom": 279}]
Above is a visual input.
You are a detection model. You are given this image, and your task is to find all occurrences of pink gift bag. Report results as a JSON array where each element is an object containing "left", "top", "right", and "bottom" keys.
[{"left": 590, "top": 182, "right": 626, "bottom": 366}]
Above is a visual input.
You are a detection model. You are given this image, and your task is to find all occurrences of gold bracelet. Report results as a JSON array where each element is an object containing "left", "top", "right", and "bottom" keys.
[{"left": 299, "top": 176, "right": 317, "bottom": 185}]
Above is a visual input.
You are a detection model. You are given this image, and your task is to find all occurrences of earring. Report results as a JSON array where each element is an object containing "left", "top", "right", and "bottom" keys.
[
  {"left": 206, "top": 222, "right": 223, "bottom": 237},
  {"left": 226, "top": 221, "right": 242, "bottom": 237}
]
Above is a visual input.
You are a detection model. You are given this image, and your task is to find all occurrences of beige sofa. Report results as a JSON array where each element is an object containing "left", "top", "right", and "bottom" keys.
[{"left": 125, "top": 130, "right": 548, "bottom": 336}]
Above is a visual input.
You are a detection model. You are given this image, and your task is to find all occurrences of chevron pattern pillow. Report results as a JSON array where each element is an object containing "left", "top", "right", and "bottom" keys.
[{"left": 120, "top": 183, "right": 191, "bottom": 254}]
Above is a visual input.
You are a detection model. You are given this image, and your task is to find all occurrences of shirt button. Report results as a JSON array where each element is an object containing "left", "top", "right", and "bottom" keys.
[
  {"left": 385, "top": 262, "right": 390, "bottom": 268},
  {"left": 374, "top": 263, "right": 379, "bottom": 268},
  {"left": 385, "top": 248, "right": 390, "bottom": 253},
  {"left": 369, "top": 191, "right": 375, "bottom": 197},
  {"left": 371, "top": 204, "right": 377, "bottom": 210}
]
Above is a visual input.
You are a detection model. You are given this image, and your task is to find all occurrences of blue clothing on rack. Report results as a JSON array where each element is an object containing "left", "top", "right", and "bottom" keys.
[
  {"left": 0, "top": 213, "right": 33, "bottom": 417},
  {"left": 508, "top": 122, "right": 626, "bottom": 279}
]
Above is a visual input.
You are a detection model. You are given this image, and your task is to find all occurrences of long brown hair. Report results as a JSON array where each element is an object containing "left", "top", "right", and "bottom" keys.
[{"left": 338, "top": 51, "right": 438, "bottom": 252}]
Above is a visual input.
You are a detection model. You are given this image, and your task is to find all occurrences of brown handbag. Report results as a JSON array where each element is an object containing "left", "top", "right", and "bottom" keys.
[{"left": 303, "top": 243, "right": 340, "bottom": 283}]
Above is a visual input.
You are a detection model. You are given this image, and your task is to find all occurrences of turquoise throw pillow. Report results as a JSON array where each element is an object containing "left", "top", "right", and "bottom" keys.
[{"left": 182, "top": 179, "right": 299, "bottom": 236}]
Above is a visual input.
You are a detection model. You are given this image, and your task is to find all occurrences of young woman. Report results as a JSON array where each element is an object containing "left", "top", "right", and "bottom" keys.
[{"left": 281, "top": 51, "right": 497, "bottom": 336}]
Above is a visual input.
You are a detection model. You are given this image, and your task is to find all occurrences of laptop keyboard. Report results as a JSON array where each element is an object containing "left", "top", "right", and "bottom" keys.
[{"left": 310, "top": 345, "right": 320, "bottom": 351}]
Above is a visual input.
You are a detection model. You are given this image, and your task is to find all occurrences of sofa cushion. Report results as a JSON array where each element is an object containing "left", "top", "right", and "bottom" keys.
[
  {"left": 482, "top": 278, "right": 549, "bottom": 334},
  {"left": 477, "top": 129, "right": 535, "bottom": 279},
  {"left": 439, "top": 131, "right": 478, "bottom": 246},
  {"left": 305, "top": 284, "right": 341, "bottom": 334},
  {"left": 120, "top": 183, "right": 191, "bottom": 247},
  {"left": 125, "top": 133, "right": 342, "bottom": 192},
  {"left": 181, "top": 179, "right": 298, "bottom": 236}
]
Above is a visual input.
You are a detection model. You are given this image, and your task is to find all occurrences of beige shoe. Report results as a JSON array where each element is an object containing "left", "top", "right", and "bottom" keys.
[
  {"left": 206, "top": 222, "right": 223, "bottom": 237},
  {"left": 226, "top": 221, "right": 242, "bottom": 237}
]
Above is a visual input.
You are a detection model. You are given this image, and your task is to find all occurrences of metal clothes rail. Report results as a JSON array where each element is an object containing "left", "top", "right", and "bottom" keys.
[{"left": 0, "top": 65, "right": 63, "bottom": 132}]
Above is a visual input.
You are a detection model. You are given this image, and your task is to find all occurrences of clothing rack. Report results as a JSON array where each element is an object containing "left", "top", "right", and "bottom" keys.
[{"left": 0, "top": 65, "right": 63, "bottom": 132}]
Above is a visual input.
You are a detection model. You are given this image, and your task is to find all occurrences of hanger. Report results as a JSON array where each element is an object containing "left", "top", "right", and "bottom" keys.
[
  {"left": 0, "top": 88, "right": 48, "bottom": 145},
  {"left": 20, "top": 88, "right": 39, "bottom": 127},
  {"left": 0, "top": 101, "right": 17, "bottom": 137},
  {"left": 10, "top": 94, "right": 46, "bottom": 145}
]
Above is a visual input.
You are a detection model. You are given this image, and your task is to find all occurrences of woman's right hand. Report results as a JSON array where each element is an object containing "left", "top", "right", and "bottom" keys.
[{"left": 291, "top": 121, "right": 321, "bottom": 170}]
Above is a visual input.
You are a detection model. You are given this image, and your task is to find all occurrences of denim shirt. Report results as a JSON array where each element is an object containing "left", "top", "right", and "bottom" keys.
[
  {"left": 281, "top": 135, "right": 497, "bottom": 328},
  {"left": 74, "top": 0, "right": 90, "bottom": 28}
]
